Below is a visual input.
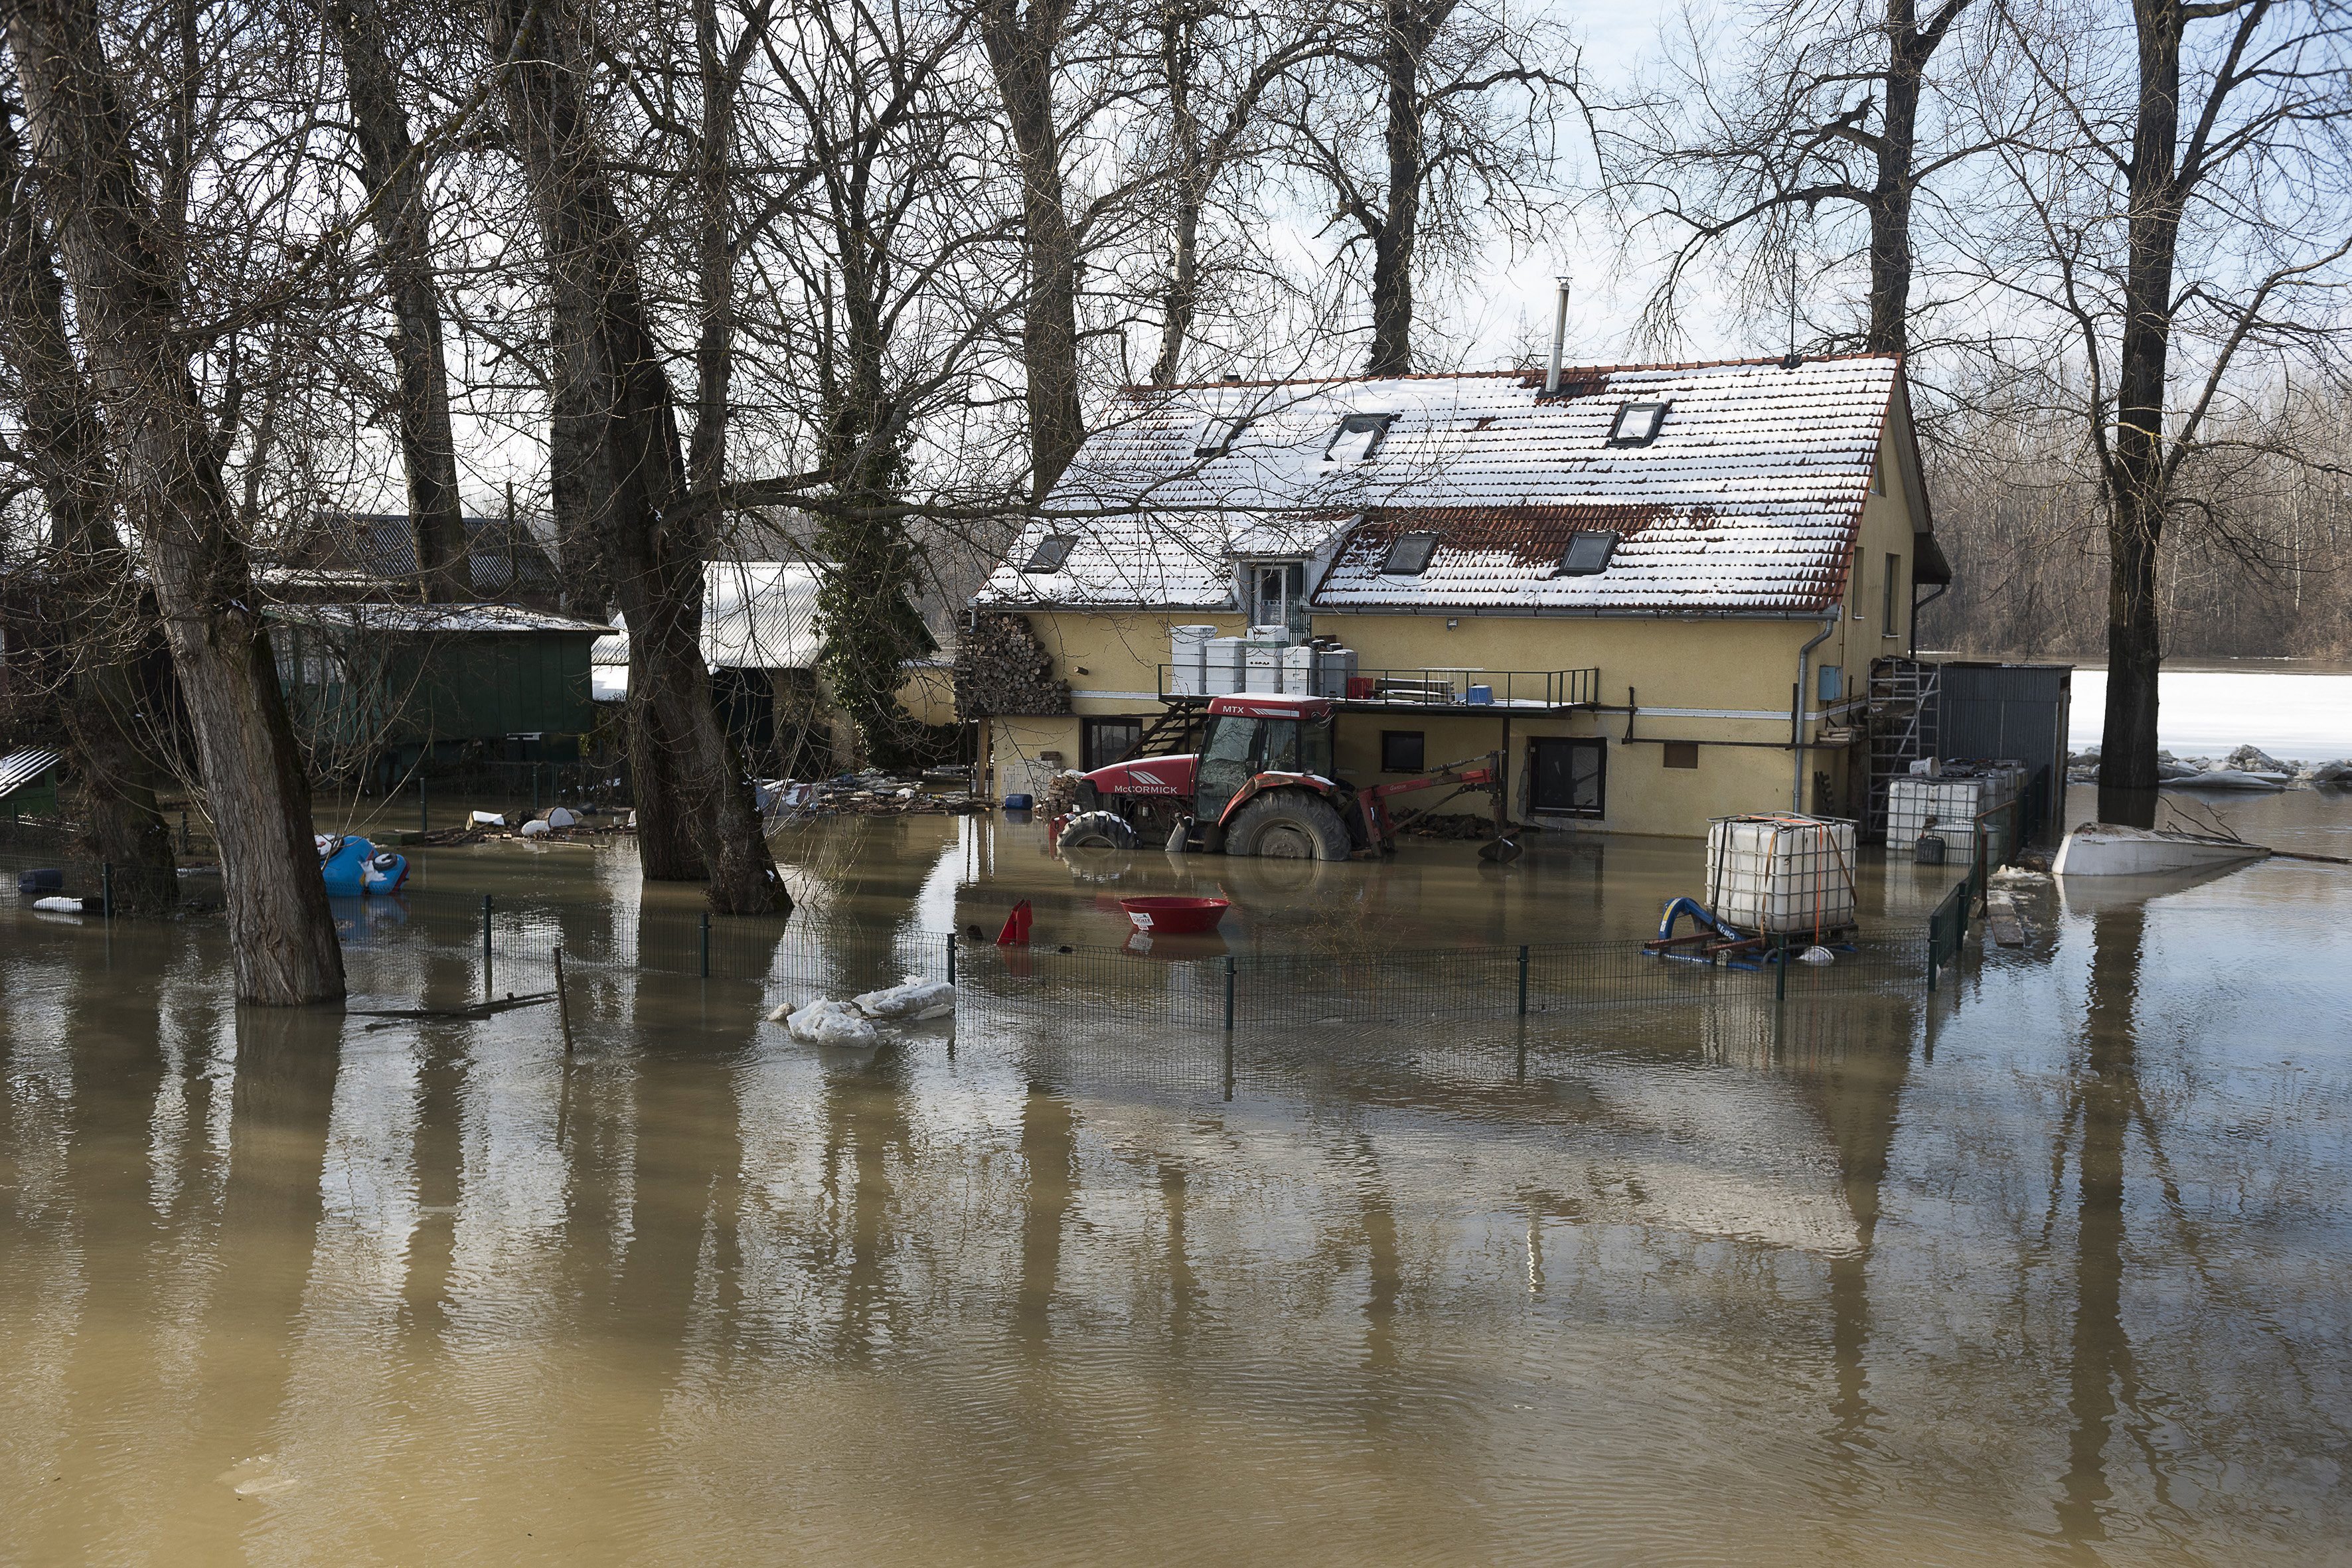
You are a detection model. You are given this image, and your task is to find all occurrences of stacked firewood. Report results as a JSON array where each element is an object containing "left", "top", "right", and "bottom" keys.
[{"left": 953, "top": 613, "right": 1071, "bottom": 720}]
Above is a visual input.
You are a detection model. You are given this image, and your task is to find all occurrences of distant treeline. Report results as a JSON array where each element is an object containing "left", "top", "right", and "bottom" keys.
[{"left": 1919, "top": 391, "right": 2352, "bottom": 663}]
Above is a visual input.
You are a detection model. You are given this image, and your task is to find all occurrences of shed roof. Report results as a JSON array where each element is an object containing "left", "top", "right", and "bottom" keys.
[
  {"left": 0, "top": 747, "right": 60, "bottom": 803},
  {"left": 977, "top": 356, "right": 1922, "bottom": 617},
  {"left": 591, "top": 560, "right": 823, "bottom": 672},
  {"left": 272, "top": 603, "right": 613, "bottom": 635}
]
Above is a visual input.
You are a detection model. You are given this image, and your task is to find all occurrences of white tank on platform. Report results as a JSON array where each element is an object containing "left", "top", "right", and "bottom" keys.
[{"left": 1704, "top": 815, "right": 1859, "bottom": 935}]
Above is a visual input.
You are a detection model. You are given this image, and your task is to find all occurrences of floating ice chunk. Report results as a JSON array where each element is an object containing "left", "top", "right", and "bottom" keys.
[
  {"left": 1797, "top": 945, "right": 1835, "bottom": 965},
  {"left": 33, "top": 895, "right": 88, "bottom": 914},
  {"left": 853, "top": 979, "right": 955, "bottom": 1021},
  {"left": 781, "top": 998, "right": 880, "bottom": 1046},
  {"left": 471, "top": 810, "right": 506, "bottom": 826}
]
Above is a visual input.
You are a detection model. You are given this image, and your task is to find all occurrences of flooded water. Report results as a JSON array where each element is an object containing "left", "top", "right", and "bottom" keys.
[{"left": 4, "top": 790, "right": 2349, "bottom": 1564}]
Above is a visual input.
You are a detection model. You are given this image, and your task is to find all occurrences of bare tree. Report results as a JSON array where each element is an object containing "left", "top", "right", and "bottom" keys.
[
  {"left": 1982, "top": 0, "right": 2351, "bottom": 823},
  {"left": 323, "top": 0, "right": 469, "bottom": 601},
  {"left": 487, "top": 0, "right": 785, "bottom": 912},
  {"left": 1279, "top": 0, "right": 1575, "bottom": 374},
  {"left": 0, "top": 0, "right": 343, "bottom": 1001},
  {"left": 1607, "top": 0, "right": 2003, "bottom": 358},
  {"left": 0, "top": 100, "right": 177, "bottom": 911}
]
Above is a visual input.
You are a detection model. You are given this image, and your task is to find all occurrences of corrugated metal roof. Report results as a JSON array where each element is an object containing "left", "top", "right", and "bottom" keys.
[
  {"left": 592, "top": 560, "right": 823, "bottom": 672},
  {"left": 0, "top": 747, "right": 62, "bottom": 802},
  {"left": 977, "top": 356, "right": 1913, "bottom": 616},
  {"left": 272, "top": 603, "right": 613, "bottom": 635}
]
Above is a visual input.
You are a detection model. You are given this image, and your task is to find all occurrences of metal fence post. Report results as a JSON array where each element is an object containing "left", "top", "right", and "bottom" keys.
[
  {"left": 481, "top": 894, "right": 494, "bottom": 998},
  {"left": 1517, "top": 945, "right": 1529, "bottom": 1016},
  {"left": 1223, "top": 955, "right": 1236, "bottom": 1032},
  {"left": 699, "top": 911, "right": 712, "bottom": 979},
  {"left": 102, "top": 861, "right": 113, "bottom": 920},
  {"left": 420, "top": 777, "right": 428, "bottom": 835},
  {"left": 1774, "top": 936, "right": 1788, "bottom": 1001},
  {"left": 946, "top": 935, "right": 956, "bottom": 986}
]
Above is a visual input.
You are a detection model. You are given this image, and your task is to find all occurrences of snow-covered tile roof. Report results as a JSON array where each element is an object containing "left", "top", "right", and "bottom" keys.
[{"left": 977, "top": 356, "right": 1909, "bottom": 615}]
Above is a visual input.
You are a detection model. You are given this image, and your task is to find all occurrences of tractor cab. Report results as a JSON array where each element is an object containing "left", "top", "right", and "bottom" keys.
[{"left": 1192, "top": 694, "right": 1338, "bottom": 822}]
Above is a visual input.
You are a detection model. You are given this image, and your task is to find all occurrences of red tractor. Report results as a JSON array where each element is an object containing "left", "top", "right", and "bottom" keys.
[{"left": 1056, "top": 694, "right": 1515, "bottom": 862}]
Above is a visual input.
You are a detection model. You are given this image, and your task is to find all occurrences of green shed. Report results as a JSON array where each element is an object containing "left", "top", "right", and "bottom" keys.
[{"left": 270, "top": 603, "right": 612, "bottom": 767}]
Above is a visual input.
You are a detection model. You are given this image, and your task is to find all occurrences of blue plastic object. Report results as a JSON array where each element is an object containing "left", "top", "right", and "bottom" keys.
[
  {"left": 17, "top": 868, "right": 64, "bottom": 895},
  {"left": 1002, "top": 793, "right": 1034, "bottom": 812},
  {"left": 1466, "top": 684, "right": 1493, "bottom": 704},
  {"left": 319, "top": 836, "right": 408, "bottom": 897}
]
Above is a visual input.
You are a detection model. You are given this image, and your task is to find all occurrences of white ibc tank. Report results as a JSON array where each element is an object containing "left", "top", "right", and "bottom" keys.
[
  {"left": 1705, "top": 815, "right": 1859, "bottom": 935},
  {"left": 1204, "top": 637, "right": 1246, "bottom": 694},
  {"left": 1168, "top": 625, "right": 1217, "bottom": 696}
]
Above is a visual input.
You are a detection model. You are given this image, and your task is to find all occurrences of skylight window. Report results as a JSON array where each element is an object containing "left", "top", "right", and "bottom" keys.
[
  {"left": 1557, "top": 530, "right": 1620, "bottom": 576},
  {"left": 1607, "top": 401, "right": 1670, "bottom": 447},
  {"left": 1022, "top": 534, "right": 1077, "bottom": 573},
  {"left": 1194, "top": 416, "right": 1253, "bottom": 459},
  {"left": 1324, "top": 412, "right": 1397, "bottom": 464},
  {"left": 1381, "top": 532, "right": 1440, "bottom": 576}
]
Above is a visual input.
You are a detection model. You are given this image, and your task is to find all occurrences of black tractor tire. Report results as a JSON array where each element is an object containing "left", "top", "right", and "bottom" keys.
[
  {"left": 1225, "top": 792, "right": 1352, "bottom": 861},
  {"left": 1058, "top": 810, "right": 1139, "bottom": 852}
]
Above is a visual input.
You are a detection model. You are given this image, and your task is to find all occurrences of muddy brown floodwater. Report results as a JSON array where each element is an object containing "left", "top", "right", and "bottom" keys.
[{"left": 3, "top": 787, "right": 2349, "bottom": 1565}]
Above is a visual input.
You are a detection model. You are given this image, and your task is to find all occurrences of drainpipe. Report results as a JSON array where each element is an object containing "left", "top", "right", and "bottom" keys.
[
  {"left": 1793, "top": 615, "right": 1837, "bottom": 811},
  {"left": 1543, "top": 277, "right": 1571, "bottom": 394}
]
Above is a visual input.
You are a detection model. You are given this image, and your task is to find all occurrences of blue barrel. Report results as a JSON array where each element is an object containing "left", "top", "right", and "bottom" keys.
[
  {"left": 1466, "top": 684, "right": 1494, "bottom": 705},
  {"left": 1002, "top": 793, "right": 1034, "bottom": 812}
]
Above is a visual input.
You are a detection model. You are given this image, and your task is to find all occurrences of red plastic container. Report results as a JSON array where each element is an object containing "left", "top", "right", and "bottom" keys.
[
  {"left": 1118, "top": 896, "right": 1230, "bottom": 935},
  {"left": 1345, "top": 676, "right": 1376, "bottom": 700}
]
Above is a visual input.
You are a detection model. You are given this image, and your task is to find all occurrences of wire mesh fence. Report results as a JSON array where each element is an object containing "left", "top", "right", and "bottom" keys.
[{"left": 3, "top": 838, "right": 1953, "bottom": 1027}]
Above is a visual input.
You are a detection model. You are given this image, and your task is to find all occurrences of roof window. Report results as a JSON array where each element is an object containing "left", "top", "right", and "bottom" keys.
[
  {"left": 1557, "top": 530, "right": 1620, "bottom": 576},
  {"left": 1325, "top": 412, "right": 1397, "bottom": 464},
  {"left": 1022, "top": 534, "right": 1077, "bottom": 573},
  {"left": 1194, "top": 416, "right": 1253, "bottom": 459},
  {"left": 1607, "top": 400, "right": 1670, "bottom": 447},
  {"left": 1381, "top": 532, "right": 1440, "bottom": 576}
]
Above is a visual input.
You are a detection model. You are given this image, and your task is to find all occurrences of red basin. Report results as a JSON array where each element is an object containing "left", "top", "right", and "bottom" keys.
[{"left": 1119, "top": 896, "right": 1230, "bottom": 935}]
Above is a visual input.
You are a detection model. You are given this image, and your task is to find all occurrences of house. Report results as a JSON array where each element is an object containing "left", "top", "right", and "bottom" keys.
[
  {"left": 270, "top": 602, "right": 611, "bottom": 777},
  {"left": 264, "top": 512, "right": 564, "bottom": 609},
  {"left": 967, "top": 354, "right": 1951, "bottom": 838}
]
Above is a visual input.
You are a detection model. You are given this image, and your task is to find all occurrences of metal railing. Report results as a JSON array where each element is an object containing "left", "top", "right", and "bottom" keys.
[{"left": 1158, "top": 663, "right": 1601, "bottom": 710}]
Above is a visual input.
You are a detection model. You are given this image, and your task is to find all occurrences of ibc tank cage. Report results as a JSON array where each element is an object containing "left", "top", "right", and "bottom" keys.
[{"left": 1704, "top": 814, "right": 1859, "bottom": 937}]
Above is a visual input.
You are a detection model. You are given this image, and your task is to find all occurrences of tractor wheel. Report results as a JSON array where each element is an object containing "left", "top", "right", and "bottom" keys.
[
  {"left": 1058, "top": 810, "right": 1139, "bottom": 852},
  {"left": 1226, "top": 793, "right": 1351, "bottom": 861}
]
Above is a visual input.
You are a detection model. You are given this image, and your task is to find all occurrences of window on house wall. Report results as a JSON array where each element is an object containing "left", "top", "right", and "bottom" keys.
[
  {"left": 1022, "top": 534, "right": 1076, "bottom": 573},
  {"left": 1607, "top": 401, "right": 1670, "bottom": 446},
  {"left": 1557, "top": 530, "right": 1619, "bottom": 575},
  {"left": 1381, "top": 730, "right": 1425, "bottom": 773},
  {"left": 1662, "top": 742, "right": 1699, "bottom": 769},
  {"left": 1871, "top": 450, "right": 1887, "bottom": 496},
  {"left": 1381, "top": 532, "right": 1440, "bottom": 576},
  {"left": 1528, "top": 738, "right": 1606, "bottom": 817},
  {"left": 1884, "top": 553, "right": 1901, "bottom": 634},
  {"left": 1251, "top": 561, "right": 1308, "bottom": 631},
  {"left": 1082, "top": 716, "right": 1143, "bottom": 772},
  {"left": 1324, "top": 412, "right": 1396, "bottom": 463}
]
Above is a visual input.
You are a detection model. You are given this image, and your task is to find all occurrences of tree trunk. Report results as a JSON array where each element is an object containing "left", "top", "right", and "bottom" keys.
[
  {"left": 2096, "top": 0, "right": 2186, "bottom": 830},
  {"left": 325, "top": 0, "right": 467, "bottom": 601},
  {"left": 1366, "top": 0, "right": 1439, "bottom": 376},
  {"left": 977, "top": 0, "right": 1086, "bottom": 498},
  {"left": 1150, "top": 4, "right": 1201, "bottom": 387},
  {"left": 3, "top": 0, "right": 341, "bottom": 998},
  {"left": 1865, "top": 7, "right": 1926, "bottom": 357},
  {"left": 0, "top": 104, "right": 177, "bottom": 913},
  {"left": 488, "top": 0, "right": 783, "bottom": 913}
]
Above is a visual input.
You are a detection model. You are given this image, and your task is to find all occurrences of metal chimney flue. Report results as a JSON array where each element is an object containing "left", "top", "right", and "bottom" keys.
[{"left": 1543, "top": 275, "right": 1571, "bottom": 394}]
